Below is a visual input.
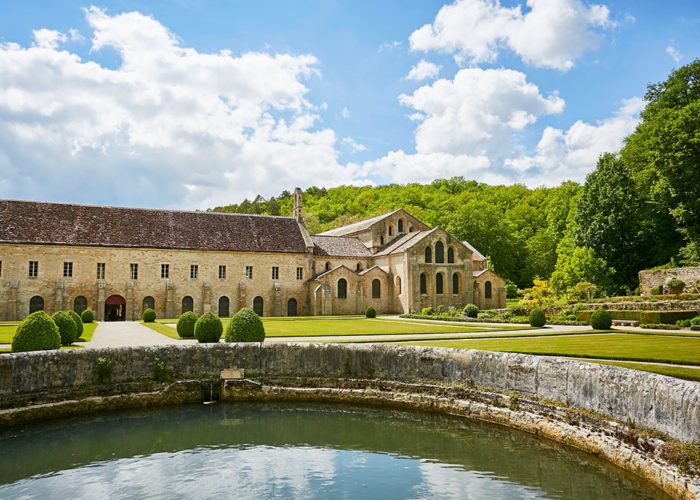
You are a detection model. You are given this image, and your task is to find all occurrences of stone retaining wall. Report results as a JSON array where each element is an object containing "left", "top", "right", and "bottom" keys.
[
  {"left": 639, "top": 267, "right": 700, "bottom": 295},
  {"left": 0, "top": 343, "right": 698, "bottom": 443}
]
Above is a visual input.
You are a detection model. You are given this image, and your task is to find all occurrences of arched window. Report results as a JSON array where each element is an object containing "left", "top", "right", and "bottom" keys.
[
  {"left": 338, "top": 278, "right": 347, "bottom": 299},
  {"left": 218, "top": 296, "right": 229, "bottom": 317},
  {"left": 380, "top": 236, "right": 385, "bottom": 245},
  {"left": 447, "top": 247, "right": 455, "bottom": 263},
  {"left": 73, "top": 296, "right": 88, "bottom": 314},
  {"left": 436, "top": 273, "right": 444, "bottom": 294},
  {"left": 143, "top": 296, "right": 155, "bottom": 311},
  {"left": 485, "top": 281, "right": 492, "bottom": 299},
  {"left": 425, "top": 246, "right": 432, "bottom": 263},
  {"left": 253, "top": 296, "right": 264, "bottom": 316},
  {"left": 29, "top": 295, "right": 44, "bottom": 314},
  {"left": 356, "top": 263, "right": 362, "bottom": 272},
  {"left": 325, "top": 262, "right": 331, "bottom": 271},
  {"left": 396, "top": 276, "right": 402, "bottom": 295},
  {"left": 452, "top": 273, "right": 460, "bottom": 294},
  {"left": 435, "top": 241, "right": 445, "bottom": 263},
  {"left": 409, "top": 227, "right": 414, "bottom": 232},
  {"left": 420, "top": 273, "right": 427, "bottom": 294},
  {"left": 287, "top": 298, "right": 297, "bottom": 316},
  {"left": 182, "top": 296, "right": 194, "bottom": 313},
  {"left": 372, "top": 279, "right": 381, "bottom": 298},
  {"left": 398, "top": 219, "right": 404, "bottom": 232},
  {"left": 388, "top": 226, "right": 393, "bottom": 236}
]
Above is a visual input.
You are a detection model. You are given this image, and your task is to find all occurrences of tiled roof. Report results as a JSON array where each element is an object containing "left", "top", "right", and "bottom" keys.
[
  {"left": 317, "top": 209, "right": 402, "bottom": 236},
  {"left": 311, "top": 235, "right": 371, "bottom": 257},
  {"left": 0, "top": 199, "right": 309, "bottom": 253},
  {"left": 462, "top": 240, "right": 486, "bottom": 261}
]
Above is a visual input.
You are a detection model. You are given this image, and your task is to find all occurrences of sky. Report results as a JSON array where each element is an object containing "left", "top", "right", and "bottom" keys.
[{"left": 0, "top": 0, "right": 697, "bottom": 209}]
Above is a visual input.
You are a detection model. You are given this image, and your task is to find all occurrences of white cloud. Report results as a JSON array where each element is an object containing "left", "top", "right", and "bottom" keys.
[
  {"left": 0, "top": 7, "right": 363, "bottom": 209},
  {"left": 410, "top": 0, "right": 616, "bottom": 71},
  {"left": 341, "top": 107, "right": 350, "bottom": 119},
  {"left": 406, "top": 60, "right": 441, "bottom": 81},
  {"left": 378, "top": 40, "right": 402, "bottom": 52},
  {"left": 666, "top": 43, "right": 681, "bottom": 64},
  {"left": 341, "top": 137, "right": 367, "bottom": 153}
]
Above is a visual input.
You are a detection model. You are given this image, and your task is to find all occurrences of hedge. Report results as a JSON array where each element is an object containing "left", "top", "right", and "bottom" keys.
[
  {"left": 225, "top": 307, "right": 265, "bottom": 342},
  {"left": 68, "top": 310, "right": 84, "bottom": 337},
  {"left": 81, "top": 308, "right": 95, "bottom": 324},
  {"left": 176, "top": 311, "right": 198, "bottom": 338},
  {"left": 11, "top": 311, "right": 61, "bottom": 352},
  {"left": 195, "top": 312, "right": 223, "bottom": 343},
  {"left": 142, "top": 308, "right": 156, "bottom": 322},
  {"left": 52, "top": 311, "right": 78, "bottom": 346},
  {"left": 576, "top": 309, "right": 699, "bottom": 325}
]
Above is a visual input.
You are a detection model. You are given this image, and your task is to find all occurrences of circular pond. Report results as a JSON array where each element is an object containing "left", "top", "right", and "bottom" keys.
[{"left": 0, "top": 403, "right": 667, "bottom": 499}]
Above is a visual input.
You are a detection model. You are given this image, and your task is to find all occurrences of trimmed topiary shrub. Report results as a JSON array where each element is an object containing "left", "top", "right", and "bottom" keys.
[
  {"left": 667, "top": 278, "right": 685, "bottom": 295},
  {"left": 463, "top": 304, "right": 479, "bottom": 318},
  {"left": 81, "top": 308, "right": 94, "bottom": 324},
  {"left": 225, "top": 308, "right": 265, "bottom": 342},
  {"left": 142, "top": 308, "right": 156, "bottom": 322},
  {"left": 590, "top": 308, "right": 613, "bottom": 330},
  {"left": 51, "top": 311, "right": 77, "bottom": 346},
  {"left": 195, "top": 312, "right": 223, "bottom": 343},
  {"left": 68, "top": 310, "right": 84, "bottom": 338},
  {"left": 11, "top": 311, "right": 61, "bottom": 352},
  {"left": 176, "top": 311, "right": 198, "bottom": 338},
  {"left": 365, "top": 307, "right": 376, "bottom": 318},
  {"left": 529, "top": 308, "right": 546, "bottom": 327}
]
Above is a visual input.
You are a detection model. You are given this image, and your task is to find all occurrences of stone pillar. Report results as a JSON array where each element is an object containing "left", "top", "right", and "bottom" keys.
[
  {"left": 321, "top": 285, "right": 332, "bottom": 315},
  {"left": 356, "top": 281, "right": 364, "bottom": 314},
  {"left": 126, "top": 280, "right": 135, "bottom": 320},
  {"left": 54, "top": 280, "right": 65, "bottom": 314},
  {"left": 97, "top": 280, "right": 106, "bottom": 321},
  {"left": 273, "top": 283, "right": 282, "bottom": 317},
  {"left": 165, "top": 280, "right": 175, "bottom": 318},
  {"left": 8, "top": 280, "right": 18, "bottom": 321},
  {"left": 203, "top": 282, "right": 211, "bottom": 314},
  {"left": 239, "top": 280, "right": 247, "bottom": 312}
]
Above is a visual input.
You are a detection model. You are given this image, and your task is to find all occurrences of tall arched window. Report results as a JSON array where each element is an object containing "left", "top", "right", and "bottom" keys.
[
  {"left": 420, "top": 273, "right": 427, "bottom": 294},
  {"left": 435, "top": 241, "right": 444, "bottom": 263},
  {"left": 253, "top": 296, "right": 264, "bottom": 316},
  {"left": 29, "top": 296, "right": 44, "bottom": 314},
  {"left": 436, "top": 273, "right": 444, "bottom": 294},
  {"left": 372, "top": 279, "right": 381, "bottom": 298},
  {"left": 73, "top": 296, "right": 88, "bottom": 314},
  {"left": 425, "top": 246, "right": 432, "bottom": 263},
  {"left": 325, "top": 262, "right": 331, "bottom": 271},
  {"left": 338, "top": 278, "right": 348, "bottom": 299},
  {"left": 485, "top": 281, "right": 492, "bottom": 299},
  {"left": 218, "top": 296, "right": 229, "bottom": 317},
  {"left": 143, "top": 296, "right": 155, "bottom": 311},
  {"left": 380, "top": 236, "right": 385, "bottom": 245},
  {"left": 388, "top": 226, "right": 393, "bottom": 236},
  {"left": 398, "top": 219, "right": 404, "bottom": 232},
  {"left": 447, "top": 247, "right": 455, "bottom": 263},
  {"left": 182, "top": 296, "right": 194, "bottom": 313},
  {"left": 356, "top": 263, "right": 362, "bottom": 271},
  {"left": 395, "top": 276, "right": 402, "bottom": 295},
  {"left": 452, "top": 273, "right": 460, "bottom": 294}
]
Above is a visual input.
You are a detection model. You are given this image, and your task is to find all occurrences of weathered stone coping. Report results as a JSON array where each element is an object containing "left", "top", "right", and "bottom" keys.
[{"left": 0, "top": 343, "right": 698, "bottom": 497}]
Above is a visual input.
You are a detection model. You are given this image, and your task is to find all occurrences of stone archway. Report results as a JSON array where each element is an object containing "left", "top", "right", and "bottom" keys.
[
  {"left": 105, "top": 295, "right": 126, "bottom": 321},
  {"left": 253, "top": 296, "right": 263, "bottom": 316},
  {"left": 287, "top": 298, "right": 297, "bottom": 317}
]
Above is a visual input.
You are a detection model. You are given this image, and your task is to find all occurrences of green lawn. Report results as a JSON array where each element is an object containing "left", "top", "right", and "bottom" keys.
[
  {"left": 394, "top": 333, "right": 700, "bottom": 365},
  {"left": 76, "top": 323, "right": 98, "bottom": 342},
  {"left": 142, "top": 322, "right": 182, "bottom": 339}
]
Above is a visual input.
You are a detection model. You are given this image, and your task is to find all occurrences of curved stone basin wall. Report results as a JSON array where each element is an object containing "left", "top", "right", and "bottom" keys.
[{"left": 0, "top": 343, "right": 698, "bottom": 443}]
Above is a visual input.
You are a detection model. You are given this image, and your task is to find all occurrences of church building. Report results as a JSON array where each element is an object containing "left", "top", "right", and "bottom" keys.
[{"left": 0, "top": 189, "right": 505, "bottom": 321}]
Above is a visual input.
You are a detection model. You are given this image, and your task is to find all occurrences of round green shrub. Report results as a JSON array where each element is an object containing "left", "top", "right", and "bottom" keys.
[
  {"left": 504, "top": 282, "right": 518, "bottom": 299},
  {"left": 12, "top": 311, "right": 61, "bottom": 352},
  {"left": 649, "top": 286, "right": 663, "bottom": 295},
  {"left": 529, "top": 308, "right": 546, "bottom": 327},
  {"left": 463, "top": 304, "right": 479, "bottom": 318},
  {"left": 81, "top": 308, "right": 94, "bottom": 324},
  {"left": 176, "top": 311, "right": 198, "bottom": 338},
  {"left": 68, "top": 310, "right": 84, "bottom": 338},
  {"left": 195, "top": 312, "right": 223, "bottom": 343},
  {"left": 51, "top": 311, "right": 77, "bottom": 346},
  {"left": 667, "top": 279, "right": 685, "bottom": 295},
  {"left": 142, "top": 308, "right": 156, "bottom": 322},
  {"left": 421, "top": 307, "right": 433, "bottom": 315},
  {"left": 365, "top": 307, "right": 376, "bottom": 318},
  {"left": 225, "top": 308, "right": 265, "bottom": 342},
  {"left": 590, "top": 308, "right": 613, "bottom": 330}
]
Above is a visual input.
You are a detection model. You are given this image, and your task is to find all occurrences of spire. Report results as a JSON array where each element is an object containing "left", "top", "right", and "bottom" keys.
[{"left": 293, "top": 187, "right": 303, "bottom": 220}]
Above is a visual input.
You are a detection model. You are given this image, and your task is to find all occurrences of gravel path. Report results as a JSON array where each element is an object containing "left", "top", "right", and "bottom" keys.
[{"left": 86, "top": 321, "right": 184, "bottom": 348}]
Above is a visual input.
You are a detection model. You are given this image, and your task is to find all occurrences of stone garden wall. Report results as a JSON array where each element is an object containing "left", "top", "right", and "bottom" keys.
[
  {"left": 639, "top": 267, "right": 700, "bottom": 295},
  {"left": 0, "top": 343, "right": 697, "bottom": 443}
]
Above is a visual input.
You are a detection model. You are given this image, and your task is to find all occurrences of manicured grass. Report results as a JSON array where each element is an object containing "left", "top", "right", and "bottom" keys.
[
  {"left": 261, "top": 318, "right": 495, "bottom": 337},
  {"left": 142, "top": 322, "right": 182, "bottom": 339},
  {"left": 394, "top": 333, "right": 700, "bottom": 366},
  {"left": 0, "top": 325, "right": 16, "bottom": 343},
  {"left": 76, "top": 323, "right": 98, "bottom": 342},
  {"left": 576, "top": 359, "right": 700, "bottom": 382},
  {"left": 326, "top": 331, "right": 607, "bottom": 344},
  {"left": 506, "top": 298, "right": 520, "bottom": 308}
]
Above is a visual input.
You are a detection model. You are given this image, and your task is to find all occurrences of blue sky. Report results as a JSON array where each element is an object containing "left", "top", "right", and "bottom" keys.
[{"left": 0, "top": 1, "right": 697, "bottom": 208}]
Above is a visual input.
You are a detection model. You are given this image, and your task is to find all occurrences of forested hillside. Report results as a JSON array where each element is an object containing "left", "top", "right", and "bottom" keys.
[{"left": 213, "top": 60, "right": 699, "bottom": 294}]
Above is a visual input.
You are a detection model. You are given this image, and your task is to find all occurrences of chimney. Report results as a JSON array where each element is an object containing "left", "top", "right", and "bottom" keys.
[{"left": 293, "top": 187, "right": 303, "bottom": 220}]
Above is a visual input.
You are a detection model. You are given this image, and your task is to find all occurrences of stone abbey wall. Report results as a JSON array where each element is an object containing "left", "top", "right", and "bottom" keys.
[
  {"left": 639, "top": 267, "right": 700, "bottom": 295},
  {"left": 0, "top": 343, "right": 697, "bottom": 443}
]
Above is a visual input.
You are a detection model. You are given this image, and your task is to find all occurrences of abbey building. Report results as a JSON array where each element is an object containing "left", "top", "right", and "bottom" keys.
[{"left": 0, "top": 189, "right": 505, "bottom": 321}]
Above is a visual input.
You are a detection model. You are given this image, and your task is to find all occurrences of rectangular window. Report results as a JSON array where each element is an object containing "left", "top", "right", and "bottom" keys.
[
  {"left": 96, "top": 262, "right": 105, "bottom": 280},
  {"left": 219, "top": 265, "right": 226, "bottom": 279},
  {"left": 272, "top": 267, "right": 279, "bottom": 280},
  {"left": 130, "top": 263, "right": 138, "bottom": 280},
  {"left": 296, "top": 267, "right": 303, "bottom": 280},
  {"left": 190, "top": 264, "right": 198, "bottom": 279},
  {"left": 245, "top": 266, "right": 253, "bottom": 280},
  {"left": 63, "top": 261, "right": 73, "bottom": 278},
  {"left": 29, "top": 261, "right": 38, "bottom": 278},
  {"left": 161, "top": 264, "right": 169, "bottom": 279}
]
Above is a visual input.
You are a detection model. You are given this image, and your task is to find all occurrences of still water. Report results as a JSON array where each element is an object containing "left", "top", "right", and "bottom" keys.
[{"left": 0, "top": 403, "right": 667, "bottom": 499}]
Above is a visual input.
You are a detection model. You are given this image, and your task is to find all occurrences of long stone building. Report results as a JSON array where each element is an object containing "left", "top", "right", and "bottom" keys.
[{"left": 0, "top": 189, "right": 505, "bottom": 321}]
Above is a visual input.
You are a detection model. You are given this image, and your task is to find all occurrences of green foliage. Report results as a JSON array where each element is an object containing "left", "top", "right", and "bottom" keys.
[
  {"left": 11, "top": 311, "right": 61, "bottom": 352},
  {"left": 463, "top": 304, "right": 479, "bottom": 318},
  {"left": 152, "top": 358, "right": 169, "bottom": 382},
  {"left": 520, "top": 278, "right": 556, "bottom": 309},
  {"left": 528, "top": 308, "right": 546, "bottom": 327},
  {"left": 572, "top": 282, "right": 598, "bottom": 301},
  {"left": 195, "top": 312, "right": 223, "bottom": 343},
  {"left": 590, "top": 309, "right": 613, "bottom": 330},
  {"left": 142, "top": 308, "right": 156, "bottom": 322},
  {"left": 365, "top": 307, "right": 376, "bottom": 318},
  {"left": 421, "top": 307, "right": 433, "bottom": 315},
  {"left": 176, "top": 311, "right": 197, "bottom": 338},
  {"left": 691, "top": 316, "right": 700, "bottom": 327},
  {"left": 51, "top": 311, "right": 77, "bottom": 346},
  {"left": 68, "top": 310, "right": 84, "bottom": 337},
  {"left": 95, "top": 357, "right": 113, "bottom": 384},
  {"left": 80, "top": 308, "right": 94, "bottom": 324},
  {"left": 504, "top": 282, "right": 518, "bottom": 299},
  {"left": 660, "top": 440, "right": 700, "bottom": 476},
  {"left": 650, "top": 286, "right": 663, "bottom": 295},
  {"left": 510, "top": 304, "right": 528, "bottom": 316},
  {"left": 667, "top": 279, "right": 685, "bottom": 294},
  {"left": 225, "top": 307, "right": 265, "bottom": 342}
]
